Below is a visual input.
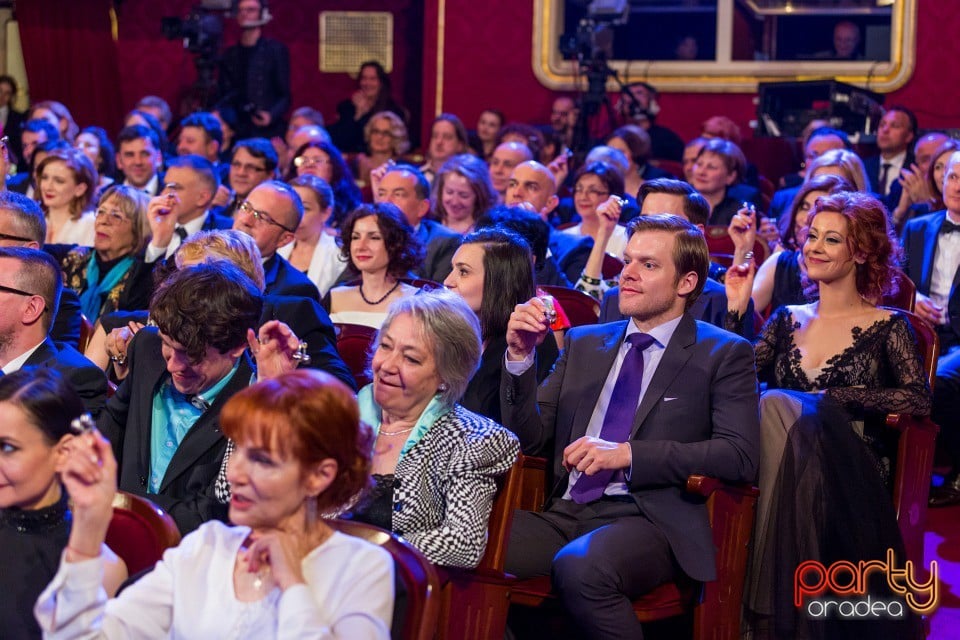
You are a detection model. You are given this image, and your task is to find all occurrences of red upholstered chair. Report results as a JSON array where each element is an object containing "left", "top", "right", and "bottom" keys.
[
  {"left": 78, "top": 314, "right": 94, "bottom": 353},
  {"left": 435, "top": 456, "right": 523, "bottom": 640},
  {"left": 330, "top": 520, "right": 441, "bottom": 640},
  {"left": 511, "top": 456, "right": 759, "bottom": 640},
  {"left": 538, "top": 285, "right": 599, "bottom": 327},
  {"left": 601, "top": 253, "right": 624, "bottom": 279},
  {"left": 334, "top": 323, "right": 377, "bottom": 388},
  {"left": 105, "top": 492, "right": 181, "bottom": 576},
  {"left": 704, "top": 225, "right": 771, "bottom": 266},
  {"left": 881, "top": 269, "right": 917, "bottom": 313},
  {"left": 882, "top": 308, "right": 940, "bottom": 569},
  {"left": 651, "top": 159, "right": 683, "bottom": 180}
]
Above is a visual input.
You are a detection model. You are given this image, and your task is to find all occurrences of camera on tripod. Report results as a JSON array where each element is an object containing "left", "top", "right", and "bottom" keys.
[{"left": 161, "top": 1, "right": 229, "bottom": 58}]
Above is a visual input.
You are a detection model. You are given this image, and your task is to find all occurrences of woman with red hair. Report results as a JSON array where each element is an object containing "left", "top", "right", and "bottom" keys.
[{"left": 727, "top": 191, "right": 931, "bottom": 639}]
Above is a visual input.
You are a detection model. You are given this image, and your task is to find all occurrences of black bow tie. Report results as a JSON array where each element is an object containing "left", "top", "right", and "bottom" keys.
[{"left": 941, "top": 220, "right": 960, "bottom": 235}]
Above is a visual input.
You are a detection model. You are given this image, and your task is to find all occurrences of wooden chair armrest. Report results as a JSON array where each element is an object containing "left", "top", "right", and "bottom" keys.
[
  {"left": 521, "top": 455, "right": 547, "bottom": 471},
  {"left": 886, "top": 413, "right": 940, "bottom": 433},
  {"left": 686, "top": 475, "right": 759, "bottom": 499}
]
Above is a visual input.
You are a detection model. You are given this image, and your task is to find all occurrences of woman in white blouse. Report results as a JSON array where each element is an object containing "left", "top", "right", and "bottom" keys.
[
  {"left": 277, "top": 174, "right": 348, "bottom": 297},
  {"left": 36, "top": 370, "right": 394, "bottom": 639},
  {"left": 36, "top": 148, "right": 97, "bottom": 246}
]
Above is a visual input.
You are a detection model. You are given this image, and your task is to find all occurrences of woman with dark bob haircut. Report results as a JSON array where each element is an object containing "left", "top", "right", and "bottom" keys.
[
  {"left": 0, "top": 368, "right": 127, "bottom": 638},
  {"left": 726, "top": 191, "right": 931, "bottom": 639},
  {"left": 37, "top": 370, "right": 394, "bottom": 638},
  {"left": 443, "top": 228, "right": 559, "bottom": 422},
  {"left": 326, "top": 202, "right": 423, "bottom": 329},
  {"left": 287, "top": 140, "right": 362, "bottom": 226}
]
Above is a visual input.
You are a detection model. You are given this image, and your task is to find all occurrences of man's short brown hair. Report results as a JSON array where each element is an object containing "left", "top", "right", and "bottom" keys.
[{"left": 626, "top": 214, "right": 708, "bottom": 309}]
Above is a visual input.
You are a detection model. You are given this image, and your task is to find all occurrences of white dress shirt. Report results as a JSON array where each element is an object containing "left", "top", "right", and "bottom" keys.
[
  {"left": 276, "top": 232, "right": 348, "bottom": 297},
  {"left": 929, "top": 211, "right": 960, "bottom": 323},
  {"left": 2, "top": 340, "right": 45, "bottom": 374},
  {"left": 878, "top": 150, "right": 907, "bottom": 196},
  {"left": 144, "top": 211, "right": 211, "bottom": 262}
]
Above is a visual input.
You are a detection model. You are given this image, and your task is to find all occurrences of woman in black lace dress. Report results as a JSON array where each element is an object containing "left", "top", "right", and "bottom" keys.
[
  {"left": 0, "top": 368, "right": 126, "bottom": 638},
  {"left": 726, "top": 191, "right": 931, "bottom": 639}
]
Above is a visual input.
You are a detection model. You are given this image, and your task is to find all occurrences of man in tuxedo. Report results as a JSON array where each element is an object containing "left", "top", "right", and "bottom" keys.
[
  {"left": 116, "top": 124, "right": 164, "bottom": 196},
  {"left": 144, "top": 155, "right": 233, "bottom": 263},
  {"left": 0, "top": 247, "right": 106, "bottom": 412},
  {"left": 233, "top": 179, "right": 320, "bottom": 300},
  {"left": 375, "top": 164, "right": 460, "bottom": 282},
  {"left": 98, "top": 262, "right": 262, "bottom": 533},
  {"left": 864, "top": 106, "right": 917, "bottom": 210},
  {"left": 902, "top": 150, "right": 960, "bottom": 507},
  {"left": 0, "top": 191, "right": 82, "bottom": 346},
  {"left": 505, "top": 160, "right": 592, "bottom": 284},
  {"left": 501, "top": 214, "right": 759, "bottom": 638}
]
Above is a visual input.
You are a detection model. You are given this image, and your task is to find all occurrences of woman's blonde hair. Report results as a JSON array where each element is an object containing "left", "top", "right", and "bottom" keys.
[
  {"left": 175, "top": 229, "right": 266, "bottom": 292},
  {"left": 806, "top": 149, "right": 871, "bottom": 193},
  {"left": 96, "top": 185, "right": 151, "bottom": 253}
]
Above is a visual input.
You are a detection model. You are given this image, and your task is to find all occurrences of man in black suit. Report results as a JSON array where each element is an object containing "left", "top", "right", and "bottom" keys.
[
  {"left": 0, "top": 191, "right": 82, "bottom": 346},
  {"left": 0, "top": 75, "right": 25, "bottom": 162},
  {"left": 98, "top": 262, "right": 264, "bottom": 533},
  {"left": 144, "top": 155, "right": 233, "bottom": 263},
  {"left": 505, "top": 160, "right": 593, "bottom": 284},
  {"left": 863, "top": 106, "right": 917, "bottom": 211},
  {"left": 902, "top": 149, "right": 960, "bottom": 506},
  {"left": 501, "top": 214, "right": 759, "bottom": 638},
  {"left": 233, "top": 179, "right": 320, "bottom": 300},
  {"left": 0, "top": 247, "right": 106, "bottom": 413},
  {"left": 374, "top": 164, "right": 460, "bottom": 283},
  {"left": 115, "top": 124, "right": 164, "bottom": 197}
]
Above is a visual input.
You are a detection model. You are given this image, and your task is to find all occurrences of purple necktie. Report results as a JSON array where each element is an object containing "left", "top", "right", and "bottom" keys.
[{"left": 570, "top": 332, "right": 656, "bottom": 504}]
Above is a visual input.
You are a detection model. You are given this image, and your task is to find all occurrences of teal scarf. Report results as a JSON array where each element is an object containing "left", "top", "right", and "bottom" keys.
[
  {"left": 358, "top": 384, "right": 452, "bottom": 461},
  {"left": 78, "top": 253, "right": 135, "bottom": 321}
]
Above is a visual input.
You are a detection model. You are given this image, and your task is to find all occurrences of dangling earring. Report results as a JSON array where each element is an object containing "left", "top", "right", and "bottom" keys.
[{"left": 437, "top": 382, "right": 449, "bottom": 395}]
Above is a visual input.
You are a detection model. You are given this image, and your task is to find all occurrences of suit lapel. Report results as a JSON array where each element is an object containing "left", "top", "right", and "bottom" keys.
[
  {"left": 158, "top": 354, "right": 253, "bottom": 492},
  {"left": 630, "top": 314, "right": 695, "bottom": 438},
  {"left": 263, "top": 254, "right": 279, "bottom": 289},
  {"left": 920, "top": 212, "right": 944, "bottom": 293},
  {"left": 22, "top": 338, "right": 57, "bottom": 368}
]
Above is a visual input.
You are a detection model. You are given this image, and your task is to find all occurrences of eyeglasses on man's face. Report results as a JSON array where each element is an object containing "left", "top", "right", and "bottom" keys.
[
  {"left": 0, "top": 282, "right": 49, "bottom": 313},
  {"left": 237, "top": 200, "right": 296, "bottom": 234}
]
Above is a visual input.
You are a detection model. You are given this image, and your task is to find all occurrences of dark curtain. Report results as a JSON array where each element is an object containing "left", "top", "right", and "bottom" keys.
[{"left": 18, "top": 0, "right": 123, "bottom": 132}]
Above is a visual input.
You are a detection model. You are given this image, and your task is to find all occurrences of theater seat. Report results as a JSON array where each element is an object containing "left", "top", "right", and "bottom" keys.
[
  {"left": 105, "top": 492, "right": 181, "bottom": 576},
  {"left": 334, "top": 323, "right": 378, "bottom": 388},
  {"left": 330, "top": 520, "right": 441, "bottom": 640},
  {"left": 538, "top": 285, "right": 599, "bottom": 327},
  {"left": 511, "top": 456, "right": 759, "bottom": 640}
]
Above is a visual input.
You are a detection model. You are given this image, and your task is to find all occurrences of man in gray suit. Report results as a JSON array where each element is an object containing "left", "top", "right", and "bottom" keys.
[{"left": 501, "top": 214, "right": 760, "bottom": 638}]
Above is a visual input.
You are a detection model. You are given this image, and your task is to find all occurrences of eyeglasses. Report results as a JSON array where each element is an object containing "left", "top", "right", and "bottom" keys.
[
  {"left": 293, "top": 155, "right": 330, "bottom": 169},
  {"left": 573, "top": 187, "right": 610, "bottom": 198},
  {"left": 0, "top": 231, "right": 36, "bottom": 243},
  {"left": 94, "top": 207, "right": 129, "bottom": 226},
  {"left": 237, "top": 200, "right": 296, "bottom": 233},
  {"left": 370, "top": 128, "right": 394, "bottom": 138},
  {"left": 0, "top": 283, "right": 49, "bottom": 312},
  {"left": 230, "top": 160, "right": 268, "bottom": 174}
]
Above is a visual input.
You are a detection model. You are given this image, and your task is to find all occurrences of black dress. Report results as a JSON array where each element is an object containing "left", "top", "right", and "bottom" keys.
[
  {"left": 0, "top": 492, "right": 71, "bottom": 639},
  {"left": 770, "top": 250, "right": 806, "bottom": 312},
  {"left": 744, "top": 308, "right": 931, "bottom": 640}
]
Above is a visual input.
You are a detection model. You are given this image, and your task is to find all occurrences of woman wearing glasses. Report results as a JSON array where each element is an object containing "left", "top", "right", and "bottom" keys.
[
  {"left": 353, "top": 111, "right": 409, "bottom": 185},
  {"left": 561, "top": 162, "right": 629, "bottom": 259},
  {"left": 286, "top": 140, "right": 361, "bottom": 228},
  {"left": 325, "top": 203, "right": 421, "bottom": 329},
  {"left": 59, "top": 185, "right": 154, "bottom": 321}
]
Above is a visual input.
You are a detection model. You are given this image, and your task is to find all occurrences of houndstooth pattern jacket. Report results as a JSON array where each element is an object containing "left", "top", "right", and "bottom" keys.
[{"left": 387, "top": 405, "right": 519, "bottom": 569}]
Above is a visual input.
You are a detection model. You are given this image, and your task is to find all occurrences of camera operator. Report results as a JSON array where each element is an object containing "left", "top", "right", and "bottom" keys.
[{"left": 215, "top": 0, "right": 290, "bottom": 140}]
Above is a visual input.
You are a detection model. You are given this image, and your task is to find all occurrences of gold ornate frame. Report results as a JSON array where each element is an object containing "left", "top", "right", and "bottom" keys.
[{"left": 532, "top": 0, "right": 916, "bottom": 93}]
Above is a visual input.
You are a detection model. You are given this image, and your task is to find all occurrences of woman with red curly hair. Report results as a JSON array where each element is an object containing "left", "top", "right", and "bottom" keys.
[{"left": 726, "top": 191, "right": 931, "bottom": 639}]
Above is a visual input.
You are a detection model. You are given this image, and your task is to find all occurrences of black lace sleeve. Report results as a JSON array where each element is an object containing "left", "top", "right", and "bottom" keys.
[
  {"left": 825, "top": 314, "right": 933, "bottom": 416},
  {"left": 753, "top": 307, "right": 787, "bottom": 384}
]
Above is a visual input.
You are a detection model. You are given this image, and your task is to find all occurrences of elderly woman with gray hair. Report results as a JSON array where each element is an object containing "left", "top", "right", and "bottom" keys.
[{"left": 347, "top": 288, "right": 520, "bottom": 569}]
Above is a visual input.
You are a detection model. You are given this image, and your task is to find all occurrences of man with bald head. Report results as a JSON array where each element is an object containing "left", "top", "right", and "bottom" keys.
[
  {"left": 232, "top": 179, "right": 319, "bottom": 300},
  {"left": 489, "top": 142, "right": 533, "bottom": 202},
  {"left": 506, "top": 161, "right": 590, "bottom": 283}
]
